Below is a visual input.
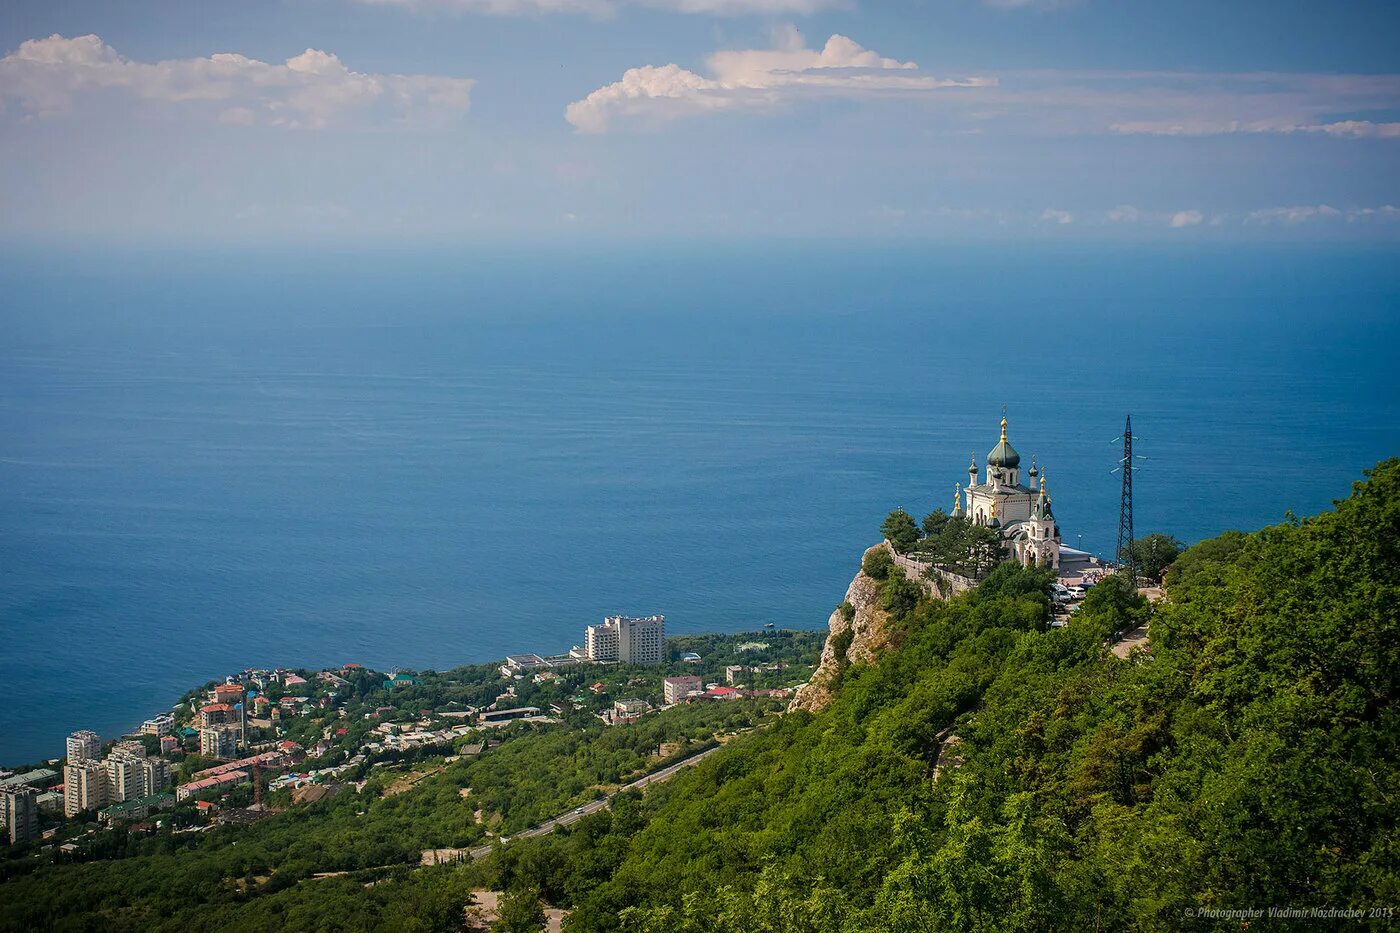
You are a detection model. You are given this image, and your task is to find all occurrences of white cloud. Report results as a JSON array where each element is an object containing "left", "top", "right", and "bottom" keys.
[
  {"left": 565, "top": 29, "right": 993, "bottom": 132},
  {"left": 1041, "top": 208, "right": 1074, "bottom": 224},
  {"left": 354, "top": 0, "right": 838, "bottom": 14},
  {"left": 0, "top": 34, "right": 473, "bottom": 128},
  {"left": 1106, "top": 204, "right": 1141, "bottom": 223},
  {"left": 1169, "top": 210, "right": 1204, "bottom": 228},
  {"left": 1110, "top": 118, "right": 1400, "bottom": 139},
  {"left": 1247, "top": 204, "right": 1399, "bottom": 225}
]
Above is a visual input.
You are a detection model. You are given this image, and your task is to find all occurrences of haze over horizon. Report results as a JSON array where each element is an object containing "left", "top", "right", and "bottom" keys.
[{"left": 2, "top": 0, "right": 1398, "bottom": 244}]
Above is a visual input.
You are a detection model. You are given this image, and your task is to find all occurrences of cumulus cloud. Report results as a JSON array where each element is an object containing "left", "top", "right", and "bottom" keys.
[
  {"left": 1106, "top": 204, "right": 1141, "bottom": 223},
  {"left": 1169, "top": 210, "right": 1204, "bottom": 228},
  {"left": 1041, "top": 208, "right": 1074, "bottom": 225},
  {"left": 0, "top": 34, "right": 473, "bottom": 128},
  {"left": 565, "top": 28, "right": 993, "bottom": 132},
  {"left": 354, "top": 0, "right": 837, "bottom": 14}
]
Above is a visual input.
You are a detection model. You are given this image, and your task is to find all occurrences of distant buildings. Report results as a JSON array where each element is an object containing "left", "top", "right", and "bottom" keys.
[
  {"left": 177, "top": 750, "right": 295, "bottom": 802},
  {"left": 613, "top": 698, "right": 650, "bottom": 717},
  {"left": 66, "top": 730, "right": 100, "bottom": 763},
  {"left": 663, "top": 676, "right": 702, "bottom": 704},
  {"left": 140, "top": 715, "right": 175, "bottom": 737},
  {"left": 98, "top": 792, "right": 174, "bottom": 826},
  {"left": 0, "top": 786, "right": 38, "bottom": 844},
  {"left": 198, "top": 703, "right": 235, "bottom": 729},
  {"left": 64, "top": 761, "right": 108, "bottom": 818},
  {"left": 583, "top": 615, "right": 666, "bottom": 666},
  {"left": 477, "top": 706, "right": 543, "bottom": 727},
  {"left": 200, "top": 725, "right": 240, "bottom": 760},
  {"left": 105, "top": 755, "right": 143, "bottom": 803},
  {"left": 59, "top": 731, "right": 171, "bottom": 818}
]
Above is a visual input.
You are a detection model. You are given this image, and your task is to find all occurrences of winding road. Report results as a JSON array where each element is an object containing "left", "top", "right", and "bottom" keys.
[{"left": 459, "top": 743, "right": 725, "bottom": 861}]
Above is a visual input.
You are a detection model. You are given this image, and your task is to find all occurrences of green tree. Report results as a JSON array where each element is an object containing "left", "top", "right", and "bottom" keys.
[
  {"left": 494, "top": 886, "right": 546, "bottom": 932},
  {"left": 881, "top": 508, "right": 921, "bottom": 554},
  {"left": 922, "top": 508, "right": 952, "bottom": 538},
  {"left": 1126, "top": 533, "right": 1184, "bottom": 580},
  {"left": 861, "top": 547, "right": 895, "bottom": 580}
]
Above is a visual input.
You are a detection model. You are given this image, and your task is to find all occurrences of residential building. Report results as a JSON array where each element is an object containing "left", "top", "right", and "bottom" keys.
[
  {"left": 105, "top": 754, "right": 143, "bottom": 803},
  {"left": 583, "top": 614, "right": 666, "bottom": 666},
  {"left": 98, "top": 793, "right": 174, "bottom": 825},
  {"left": 198, "top": 703, "right": 234, "bottom": 729},
  {"left": 214, "top": 683, "right": 244, "bottom": 706},
  {"left": 0, "top": 769, "right": 59, "bottom": 791},
  {"left": 112, "top": 740, "right": 148, "bottom": 760},
  {"left": 140, "top": 715, "right": 175, "bottom": 737},
  {"left": 663, "top": 675, "right": 702, "bottom": 704},
  {"left": 1, "top": 787, "right": 39, "bottom": 844},
  {"left": 64, "top": 761, "right": 108, "bottom": 817},
  {"left": 477, "top": 706, "right": 542, "bottom": 726},
  {"left": 66, "top": 730, "right": 101, "bottom": 763},
  {"left": 200, "top": 726, "right": 239, "bottom": 760},
  {"left": 159, "top": 735, "right": 179, "bottom": 755},
  {"left": 614, "top": 698, "right": 650, "bottom": 716},
  {"left": 503, "top": 654, "right": 547, "bottom": 673},
  {"left": 140, "top": 758, "right": 172, "bottom": 796},
  {"left": 190, "top": 750, "right": 292, "bottom": 783},
  {"left": 176, "top": 771, "right": 248, "bottom": 802}
]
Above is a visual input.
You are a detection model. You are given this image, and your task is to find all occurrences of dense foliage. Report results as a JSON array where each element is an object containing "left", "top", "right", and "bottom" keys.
[{"left": 488, "top": 460, "right": 1400, "bottom": 930}]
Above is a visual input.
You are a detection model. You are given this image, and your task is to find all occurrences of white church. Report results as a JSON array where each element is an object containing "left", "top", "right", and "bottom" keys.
[{"left": 953, "top": 416, "right": 1063, "bottom": 569}]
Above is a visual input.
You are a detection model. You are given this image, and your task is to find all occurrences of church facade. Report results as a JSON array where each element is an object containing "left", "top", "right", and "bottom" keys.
[{"left": 953, "top": 416, "right": 1062, "bottom": 569}]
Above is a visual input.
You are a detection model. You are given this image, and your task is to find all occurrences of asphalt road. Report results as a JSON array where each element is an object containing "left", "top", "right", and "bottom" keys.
[{"left": 466, "top": 744, "right": 724, "bottom": 860}]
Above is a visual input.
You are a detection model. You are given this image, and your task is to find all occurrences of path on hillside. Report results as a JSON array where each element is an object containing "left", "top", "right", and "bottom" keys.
[{"left": 423, "top": 744, "right": 727, "bottom": 865}]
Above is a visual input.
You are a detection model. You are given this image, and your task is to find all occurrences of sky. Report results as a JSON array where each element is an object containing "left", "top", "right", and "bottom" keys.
[{"left": 1, "top": 0, "right": 1398, "bottom": 243}]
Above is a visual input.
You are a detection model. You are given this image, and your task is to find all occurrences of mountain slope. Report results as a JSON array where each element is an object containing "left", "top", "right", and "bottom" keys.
[{"left": 487, "top": 460, "right": 1399, "bottom": 932}]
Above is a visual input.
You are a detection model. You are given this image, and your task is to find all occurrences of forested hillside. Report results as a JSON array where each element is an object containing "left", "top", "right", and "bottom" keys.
[{"left": 481, "top": 459, "right": 1399, "bottom": 931}]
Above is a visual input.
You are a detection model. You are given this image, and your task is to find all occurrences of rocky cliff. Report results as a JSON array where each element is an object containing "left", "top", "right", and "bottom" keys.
[{"left": 787, "top": 543, "right": 900, "bottom": 714}]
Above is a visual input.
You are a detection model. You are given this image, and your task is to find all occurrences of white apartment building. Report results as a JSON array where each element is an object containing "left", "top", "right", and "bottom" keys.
[
  {"left": 66, "top": 730, "right": 100, "bottom": 763},
  {"left": 105, "top": 755, "right": 143, "bottom": 803},
  {"left": 663, "top": 675, "right": 702, "bottom": 704},
  {"left": 141, "top": 715, "right": 175, "bottom": 737},
  {"left": 112, "top": 740, "right": 147, "bottom": 760},
  {"left": 1, "top": 787, "right": 39, "bottom": 844},
  {"left": 584, "top": 615, "right": 666, "bottom": 666},
  {"left": 140, "top": 758, "right": 172, "bottom": 796},
  {"left": 64, "top": 761, "right": 108, "bottom": 818},
  {"left": 200, "top": 725, "right": 239, "bottom": 760}
]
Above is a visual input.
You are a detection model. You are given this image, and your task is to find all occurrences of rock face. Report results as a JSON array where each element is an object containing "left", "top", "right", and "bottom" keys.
[{"left": 788, "top": 544, "right": 899, "bottom": 714}]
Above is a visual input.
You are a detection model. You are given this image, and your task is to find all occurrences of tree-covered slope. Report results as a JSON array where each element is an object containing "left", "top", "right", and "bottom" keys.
[{"left": 489, "top": 460, "right": 1399, "bottom": 931}]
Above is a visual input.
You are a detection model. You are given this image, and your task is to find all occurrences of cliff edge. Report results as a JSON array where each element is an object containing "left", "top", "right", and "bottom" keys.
[{"left": 787, "top": 543, "right": 900, "bottom": 714}]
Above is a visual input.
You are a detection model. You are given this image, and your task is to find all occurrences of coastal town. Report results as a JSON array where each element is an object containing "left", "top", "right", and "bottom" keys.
[{"left": 0, "top": 616, "right": 823, "bottom": 854}]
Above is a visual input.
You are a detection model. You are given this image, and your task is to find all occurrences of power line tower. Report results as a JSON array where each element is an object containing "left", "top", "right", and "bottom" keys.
[{"left": 1115, "top": 414, "right": 1135, "bottom": 578}]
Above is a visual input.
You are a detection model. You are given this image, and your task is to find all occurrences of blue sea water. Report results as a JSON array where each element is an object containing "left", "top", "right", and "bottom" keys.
[{"left": 2, "top": 241, "right": 1397, "bottom": 764}]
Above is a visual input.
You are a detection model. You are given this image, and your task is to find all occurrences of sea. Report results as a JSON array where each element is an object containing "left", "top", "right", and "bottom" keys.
[{"left": 2, "top": 241, "right": 1397, "bottom": 764}]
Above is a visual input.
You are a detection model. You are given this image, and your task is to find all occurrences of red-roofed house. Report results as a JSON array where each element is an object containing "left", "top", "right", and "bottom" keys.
[{"left": 198, "top": 703, "right": 234, "bottom": 728}]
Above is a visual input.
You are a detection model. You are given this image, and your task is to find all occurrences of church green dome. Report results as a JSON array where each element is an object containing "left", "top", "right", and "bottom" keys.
[{"left": 987, "top": 417, "right": 1021, "bottom": 468}]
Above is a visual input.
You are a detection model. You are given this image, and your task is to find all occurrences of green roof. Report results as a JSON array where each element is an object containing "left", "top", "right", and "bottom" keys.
[{"left": 987, "top": 439, "right": 1020, "bottom": 468}]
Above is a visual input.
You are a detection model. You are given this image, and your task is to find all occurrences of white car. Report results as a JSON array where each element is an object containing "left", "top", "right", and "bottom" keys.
[{"left": 1067, "top": 586, "right": 1086, "bottom": 599}]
